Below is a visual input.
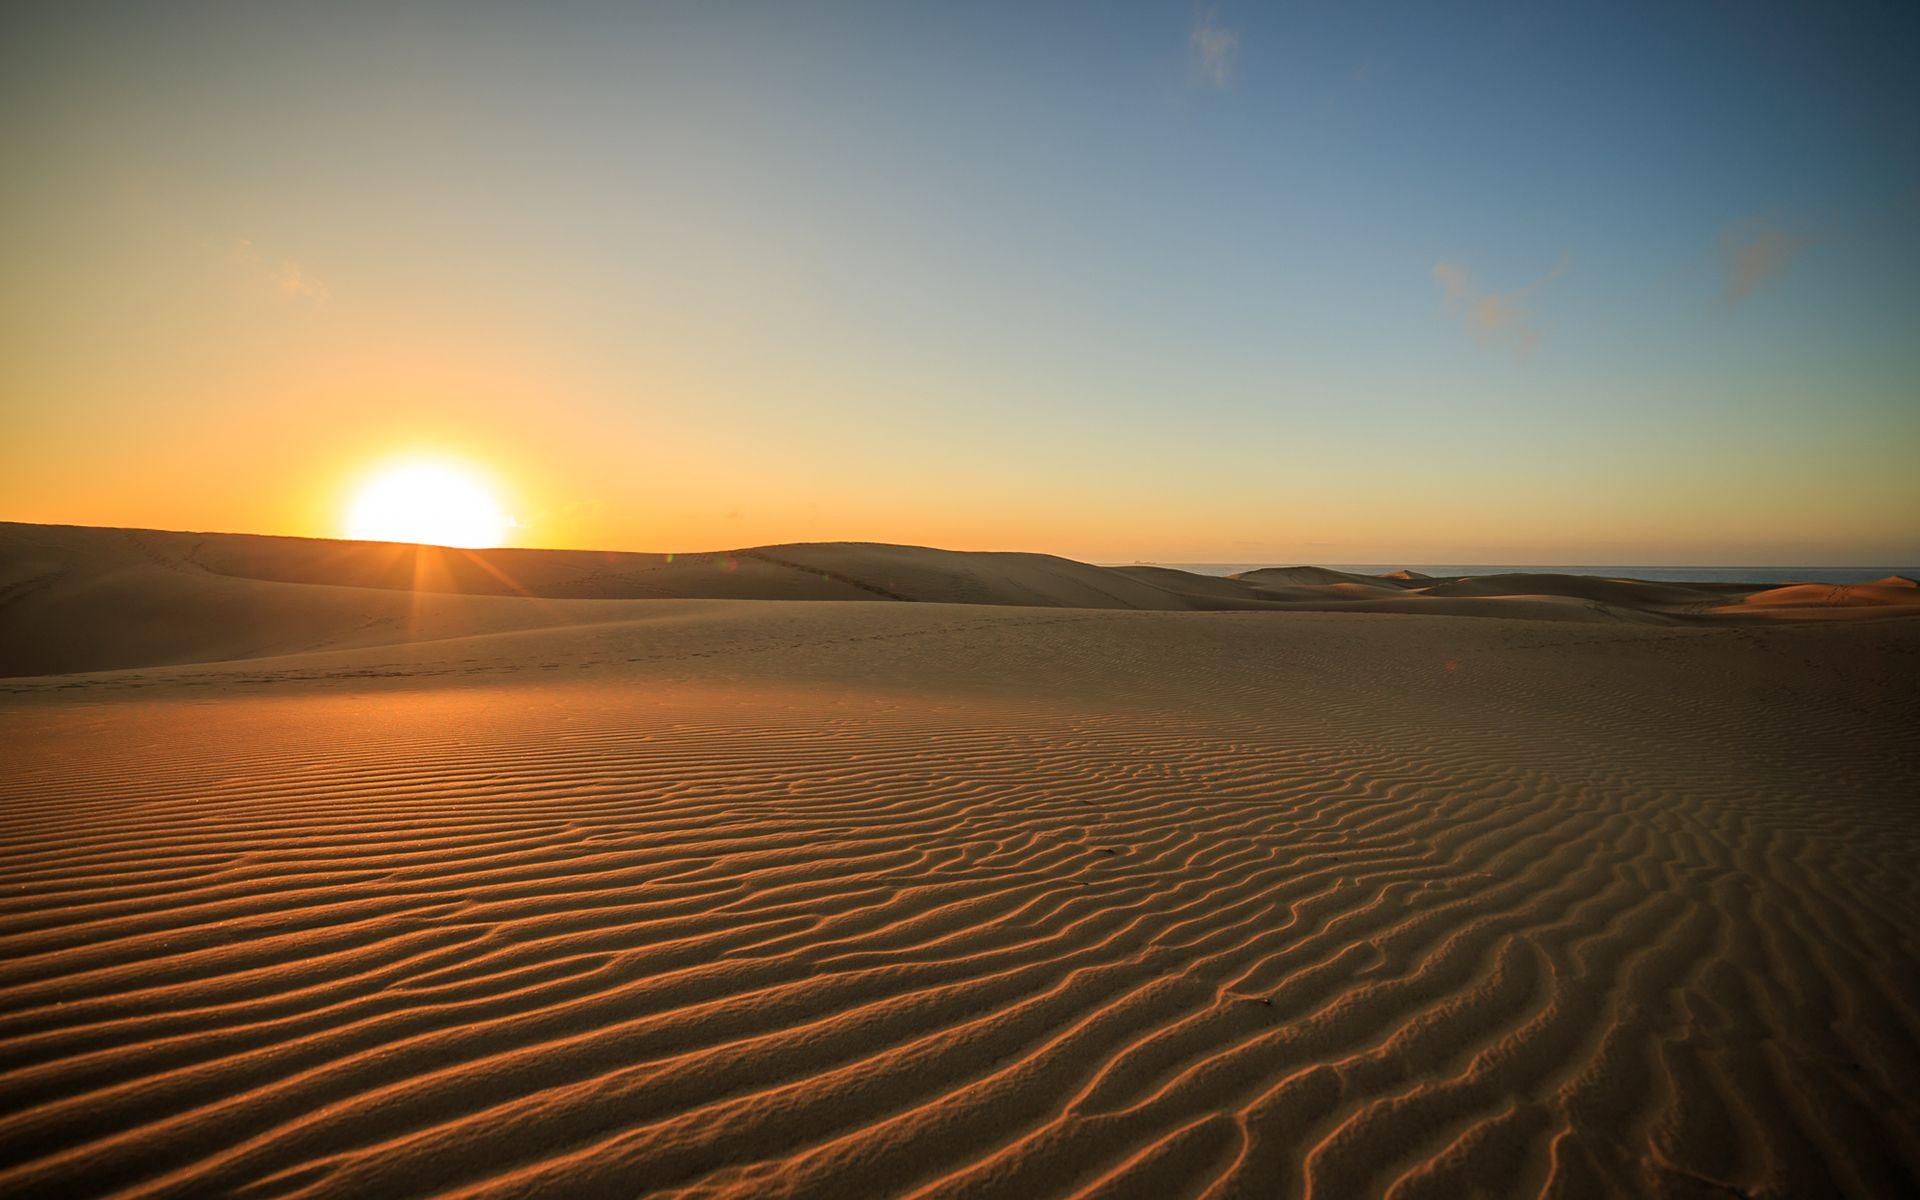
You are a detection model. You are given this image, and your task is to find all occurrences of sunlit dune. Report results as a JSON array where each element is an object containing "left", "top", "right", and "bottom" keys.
[
  {"left": 5, "top": 524, "right": 1919, "bottom": 678},
  {"left": 1, "top": 522, "right": 1918, "bottom": 1197}
]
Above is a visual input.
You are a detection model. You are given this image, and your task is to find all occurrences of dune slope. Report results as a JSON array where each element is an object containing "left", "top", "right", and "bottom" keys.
[
  {"left": 3, "top": 599, "right": 1918, "bottom": 1198},
  {"left": 6, "top": 522, "right": 1918, "bottom": 678}
]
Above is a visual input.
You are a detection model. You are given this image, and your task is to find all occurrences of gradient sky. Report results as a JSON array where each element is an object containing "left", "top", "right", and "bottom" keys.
[{"left": 4, "top": 1, "right": 1917, "bottom": 563}]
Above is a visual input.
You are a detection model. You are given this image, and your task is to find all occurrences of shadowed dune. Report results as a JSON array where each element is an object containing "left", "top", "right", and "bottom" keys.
[
  {"left": 1415, "top": 574, "right": 1732, "bottom": 607},
  {"left": 3, "top": 523, "right": 1915, "bottom": 678},
  {"left": 1231, "top": 566, "right": 1411, "bottom": 591}
]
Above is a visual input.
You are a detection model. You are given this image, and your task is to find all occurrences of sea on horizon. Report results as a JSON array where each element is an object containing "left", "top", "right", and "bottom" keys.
[{"left": 1129, "top": 564, "right": 1918, "bottom": 586}]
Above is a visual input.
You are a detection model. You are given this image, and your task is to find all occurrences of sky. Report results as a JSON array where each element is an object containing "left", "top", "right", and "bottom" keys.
[{"left": 3, "top": 1, "right": 1917, "bottom": 564}]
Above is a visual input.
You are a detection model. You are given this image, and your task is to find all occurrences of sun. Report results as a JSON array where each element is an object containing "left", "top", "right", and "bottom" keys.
[{"left": 345, "top": 461, "right": 512, "bottom": 548}]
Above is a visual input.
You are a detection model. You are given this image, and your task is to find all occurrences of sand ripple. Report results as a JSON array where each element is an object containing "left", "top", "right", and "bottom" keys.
[{"left": 4, "top": 641, "right": 1918, "bottom": 1198}]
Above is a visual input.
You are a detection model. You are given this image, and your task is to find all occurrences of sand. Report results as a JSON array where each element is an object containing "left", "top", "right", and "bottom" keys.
[
  {"left": 8, "top": 522, "right": 1916, "bottom": 678},
  {"left": 3, "top": 523, "right": 1918, "bottom": 1198}
]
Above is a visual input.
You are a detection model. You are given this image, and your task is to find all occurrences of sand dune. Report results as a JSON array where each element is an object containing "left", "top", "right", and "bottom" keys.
[
  {"left": 1416, "top": 573, "right": 1727, "bottom": 607},
  {"left": 1724, "top": 580, "right": 1920, "bottom": 614},
  {"left": 3, "top": 525, "right": 1918, "bottom": 1197},
  {"left": 1231, "top": 566, "right": 1413, "bottom": 591},
  {"left": 5, "top": 523, "right": 1915, "bottom": 678}
]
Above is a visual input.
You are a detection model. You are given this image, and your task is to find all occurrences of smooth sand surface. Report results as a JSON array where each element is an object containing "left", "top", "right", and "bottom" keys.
[
  {"left": 4, "top": 524, "right": 1919, "bottom": 1198},
  {"left": 8, "top": 522, "right": 1916, "bottom": 677}
]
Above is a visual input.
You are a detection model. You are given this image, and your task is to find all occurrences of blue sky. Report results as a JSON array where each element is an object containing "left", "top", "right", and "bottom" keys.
[{"left": 3, "top": 2, "right": 1917, "bottom": 561}]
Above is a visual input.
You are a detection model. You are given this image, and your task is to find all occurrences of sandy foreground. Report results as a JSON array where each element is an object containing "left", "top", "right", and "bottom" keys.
[{"left": 3, "top": 525, "right": 1918, "bottom": 1197}]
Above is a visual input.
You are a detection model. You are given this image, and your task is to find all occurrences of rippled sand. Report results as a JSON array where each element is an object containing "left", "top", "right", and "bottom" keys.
[{"left": 5, "top": 595, "right": 1917, "bottom": 1198}]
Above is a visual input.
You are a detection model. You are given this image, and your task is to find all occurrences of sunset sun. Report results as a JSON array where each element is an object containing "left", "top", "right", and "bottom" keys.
[{"left": 345, "top": 461, "right": 511, "bottom": 548}]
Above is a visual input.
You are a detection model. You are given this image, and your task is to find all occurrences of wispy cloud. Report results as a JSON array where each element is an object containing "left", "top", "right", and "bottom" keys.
[
  {"left": 1432, "top": 255, "right": 1567, "bottom": 355},
  {"left": 1718, "top": 218, "right": 1812, "bottom": 304},
  {"left": 1189, "top": 11, "right": 1238, "bottom": 89},
  {"left": 227, "top": 238, "right": 330, "bottom": 302}
]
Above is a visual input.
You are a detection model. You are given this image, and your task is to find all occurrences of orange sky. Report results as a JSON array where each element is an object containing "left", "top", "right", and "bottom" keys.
[
  {"left": 4, "top": 289, "right": 1914, "bottom": 564},
  {"left": 4, "top": 5, "right": 1916, "bottom": 565}
]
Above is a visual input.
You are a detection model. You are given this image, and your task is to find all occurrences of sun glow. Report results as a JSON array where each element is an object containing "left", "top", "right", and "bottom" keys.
[{"left": 345, "top": 461, "right": 512, "bottom": 548}]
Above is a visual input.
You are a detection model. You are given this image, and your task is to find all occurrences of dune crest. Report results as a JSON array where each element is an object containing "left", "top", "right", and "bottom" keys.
[{"left": 4, "top": 523, "right": 1914, "bottom": 678}]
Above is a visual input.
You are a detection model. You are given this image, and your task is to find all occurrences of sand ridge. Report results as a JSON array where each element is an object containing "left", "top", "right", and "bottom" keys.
[
  {"left": 2, "top": 526, "right": 1918, "bottom": 1197},
  {"left": 4, "top": 523, "right": 1915, "bottom": 678}
]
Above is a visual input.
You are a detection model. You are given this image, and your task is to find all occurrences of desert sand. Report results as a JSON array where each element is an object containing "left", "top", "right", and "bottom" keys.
[{"left": 3, "top": 521, "right": 1918, "bottom": 1198}]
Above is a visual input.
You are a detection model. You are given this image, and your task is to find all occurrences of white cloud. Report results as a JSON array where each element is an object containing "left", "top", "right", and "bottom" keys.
[
  {"left": 1190, "top": 12, "right": 1238, "bottom": 89},
  {"left": 1718, "top": 218, "right": 1811, "bottom": 304},
  {"left": 1432, "top": 255, "right": 1566, "bottom": 355}
]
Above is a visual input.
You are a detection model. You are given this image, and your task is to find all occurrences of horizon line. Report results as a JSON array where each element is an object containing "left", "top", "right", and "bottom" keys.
[{"left": 4, "top": 518, "right": 1913, "bottom": 574}]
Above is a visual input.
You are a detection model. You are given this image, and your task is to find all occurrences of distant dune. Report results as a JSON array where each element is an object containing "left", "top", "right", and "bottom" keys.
[
  {"left": 3, "top": 523, "right": 1918, "bottom": 1197},
  {"left": 4, "top": 522, "right": 1915, "bottom": 677}
]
